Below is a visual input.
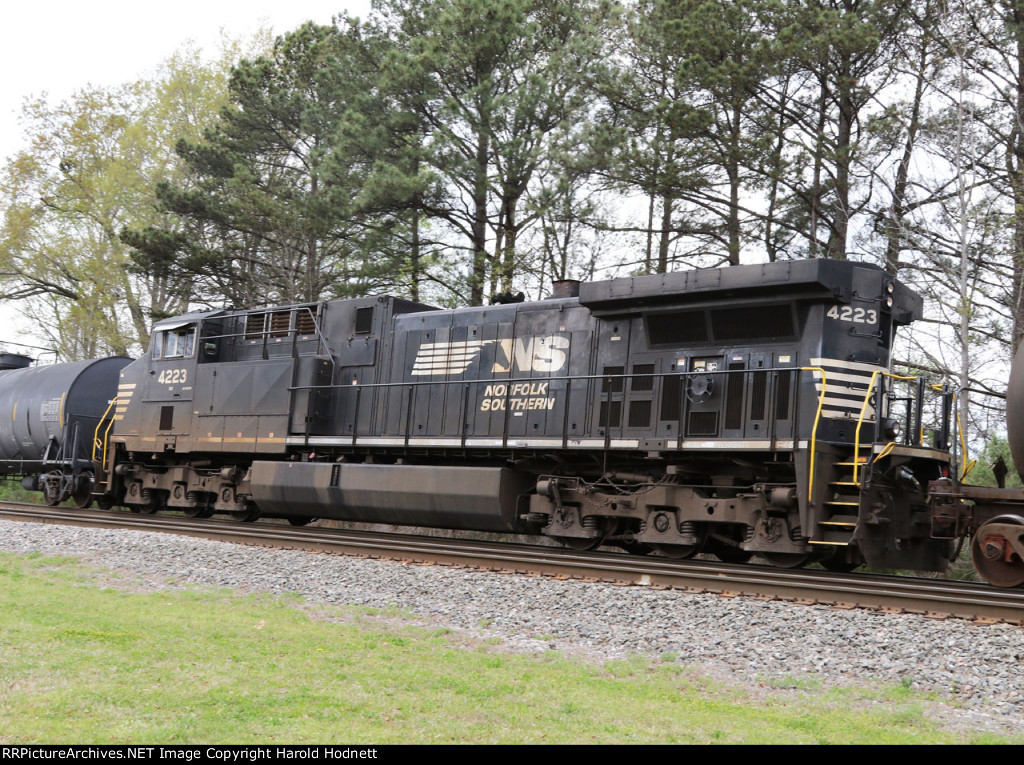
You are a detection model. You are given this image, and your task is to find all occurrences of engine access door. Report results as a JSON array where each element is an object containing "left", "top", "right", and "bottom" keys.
[{"left": 683, "top": 355, "right": 725, "bottom": 439}]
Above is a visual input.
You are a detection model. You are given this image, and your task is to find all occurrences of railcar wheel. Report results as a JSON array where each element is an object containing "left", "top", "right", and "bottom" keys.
[
  {"left": 72, "top": 473, "right": 94, "bottom": 509},
  {"left": 972, "top": 515, "right": 1024, "bottom": 588},
  {"left": 230, "top": 508, "right": 260, "bottom": 523},
  {"left": 556, "top": 536, "right": 604, "bottom": 551},
  {"left": 96, "top": 496, "right": 114, "bottom": 511},
  {"left": 42, "top": 471, "right": 67, "bottom": 506},
  {"left": 287, "top": 517, "right": 318, "bottom": 527},
  {"left": 650, "top": 524, "right": 708, "bottom": 559},
  {"left": 552, "top": 512, "right": 612, "bottom": 551},
  {"left": 650, "top": 543, "right": 701, "bottom": 559},
  {"left": 762, "top": 552, "right": 813, "bottom": 568}
]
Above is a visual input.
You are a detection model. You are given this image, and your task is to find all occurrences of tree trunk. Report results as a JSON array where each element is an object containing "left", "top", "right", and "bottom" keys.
[{"left": 470, "top": 125, "right": 490, "bottom": 306}]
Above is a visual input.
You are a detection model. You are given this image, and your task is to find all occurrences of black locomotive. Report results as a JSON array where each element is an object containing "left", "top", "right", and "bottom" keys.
[{"left": 7, "top": 259, "right": 1024, "bottom": 587}]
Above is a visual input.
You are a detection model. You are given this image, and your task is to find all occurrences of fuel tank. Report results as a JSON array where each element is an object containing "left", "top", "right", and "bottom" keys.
[{"left": 0, "top": 357, "right": 130, "bottom": 470}]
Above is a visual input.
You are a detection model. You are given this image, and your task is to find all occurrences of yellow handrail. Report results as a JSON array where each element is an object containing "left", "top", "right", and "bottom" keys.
[
  {"left": 92, "top": 396, "right": 118, "bottom": 471},
  {"left": 875, "top": 441, "right": 897, "bottom": 462},
  {"left": 953, "top": 399, "right": 976, "bottom": 481},
  {"left": 801, "top": 367, "right": 828, "bottom": 500},
  {"left": 853, "top": 371, "right": 918, "bottom": 486}
]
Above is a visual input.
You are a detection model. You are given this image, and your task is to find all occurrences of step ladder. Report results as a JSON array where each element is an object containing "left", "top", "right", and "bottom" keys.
[{"left": 809, "top": 456, "right": 867, "bottom": 547}]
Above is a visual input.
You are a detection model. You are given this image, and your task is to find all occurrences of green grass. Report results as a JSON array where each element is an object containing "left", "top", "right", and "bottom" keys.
[
  {"left": 0, "top": 552, "right": 1017, "bottom": 744},
  {"left": 0, "top": 478, "right": 46, "bottom": 504}
]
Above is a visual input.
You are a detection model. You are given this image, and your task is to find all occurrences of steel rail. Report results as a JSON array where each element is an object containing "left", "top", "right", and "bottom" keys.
[{"left": 1, "top": 502, "right": 1022, "bottom": 626}]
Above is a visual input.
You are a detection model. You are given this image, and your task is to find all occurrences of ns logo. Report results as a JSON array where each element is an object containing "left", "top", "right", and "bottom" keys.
[{"left": 411, "top": 334, "right": 570, "bottom": 376}]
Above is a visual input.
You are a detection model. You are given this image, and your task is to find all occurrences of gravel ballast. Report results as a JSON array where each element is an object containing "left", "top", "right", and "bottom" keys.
[{"left": 2, "top": 519, "right": 1023, "bottom": 735}]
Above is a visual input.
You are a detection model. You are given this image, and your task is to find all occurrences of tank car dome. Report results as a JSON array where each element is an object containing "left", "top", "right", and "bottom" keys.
[{"left": 0, "top": 353, "right": 32, "bottom": 371}]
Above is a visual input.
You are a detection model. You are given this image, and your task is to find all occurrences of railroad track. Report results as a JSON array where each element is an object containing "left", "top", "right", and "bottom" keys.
[{"left": 2, "top": 501, "right": 1022, "bottom": 626}]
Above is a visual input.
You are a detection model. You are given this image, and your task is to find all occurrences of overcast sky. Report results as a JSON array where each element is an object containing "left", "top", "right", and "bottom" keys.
[
  {"left": 0, "top": 1, "right": 372, "bottom": 348},
  {"left": 1, "top": 0, "right": 372, "bottom": 161}
]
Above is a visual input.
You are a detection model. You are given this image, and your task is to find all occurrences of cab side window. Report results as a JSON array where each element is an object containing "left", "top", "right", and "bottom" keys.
[{"left": 152, "top": 327, "right": 196, "bottom": 360}]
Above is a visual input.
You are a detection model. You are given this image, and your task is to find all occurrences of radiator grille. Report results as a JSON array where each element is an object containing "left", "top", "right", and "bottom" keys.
[
  {"left": 599, "top": 400, "right": 622, "bottom": 428},
  {"left": 628, "top": 399, "right": 652, "bottom": 428},
  {"left": 602, "top": 366, "right": 625, "bottom": 393},
  {"left": 687, "top": 411, "right": 718, "bottom": 436},
  {"left": 631, "top": 363, "right": 655, "bottom": 391}
]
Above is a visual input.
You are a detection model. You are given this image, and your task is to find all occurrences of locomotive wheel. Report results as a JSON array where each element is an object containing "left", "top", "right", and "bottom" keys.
[
  {"left": 553, "top": 514, "right": 613, "bottom": 551},
  {"left": 650, "top": 525, "right": 708, "bottom": 559},
  {"left": 556, "top": 535, "right": 604, "bottom": 551},
  {"left": 134, "top": 490, "right": 164, "bottom": 515},
  {"left": 762, "top": 552, "right": 813, "bottom": 568},
  {"left": 650, "top": 543, "right": 702, "bottom": 559},
  {"left": 972, "top": 515, "right": 1024, "bottom": 588},
  {"left": 72, "top": 473, "right": 94, "bottom": 509}
]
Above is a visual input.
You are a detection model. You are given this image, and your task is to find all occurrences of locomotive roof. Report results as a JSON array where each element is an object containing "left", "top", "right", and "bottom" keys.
[
  {"left": 152, "top": 309, "right": 226, "bottom": 331},
  {"left": 150, "top": 260, "right": 920, "bottom": 330},
  {"left": 578, "top": 259, "right": 920, "bottom": 322}
]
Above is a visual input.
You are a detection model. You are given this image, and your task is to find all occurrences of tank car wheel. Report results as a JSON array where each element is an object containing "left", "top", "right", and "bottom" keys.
[
  {"left": 72, "top": 473, "right": 94, "bottom": 509},
  {"left": 287, "top": 517, "right": 318, "bottom": 527},
  {"left": 972, "top": 515, "right": 1024, "bottom": 588},
  {"left": 42, "top": 471, "right": 68, "bottom": 506}
]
